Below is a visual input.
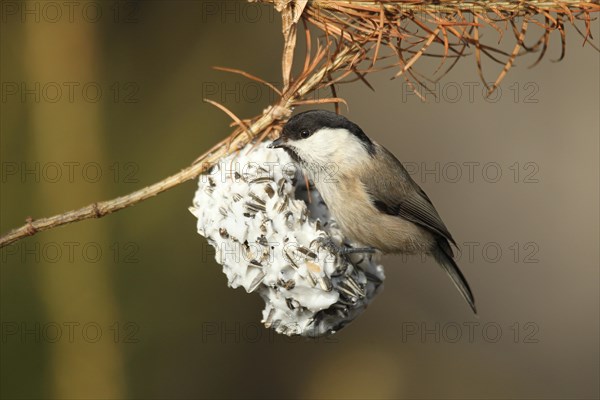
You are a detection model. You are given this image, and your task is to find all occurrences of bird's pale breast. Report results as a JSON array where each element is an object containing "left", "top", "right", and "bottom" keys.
[{"left": 315, "top": 173, "right": 434, "bottom": 254}]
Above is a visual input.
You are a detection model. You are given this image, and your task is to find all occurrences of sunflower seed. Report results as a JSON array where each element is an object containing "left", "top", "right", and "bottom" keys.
[
  {"left": 286, "top": 298, "right": 300, "bottom": 310},
  {"left": 332, "top": 262, "right": 349, "bottom": 277},
  {"left": 246, "top": 202, "right": 266, "bottom": 213},
  {"left": 248, "top": 271, "right": 266, "bottom": 293},
  {"left": 250, "top": 176, "right": 272, "bottom": 184},
  {"left": 336, "top": 296, "right": 356, "bottom": 307},
  {"left": 283, "top": 249, "right": 300, "bottom": 271},
  {"left": 331, "top": 303, "right": 348, "bottom": 313},
  {"left": 249, "top": 192, "right": 266, "bottom": 206},
  {"left": 346, "top": 275, "right": 365, "bottom": 298},
  {"left": 264, "top": 184, "right": 275, "bottom": 198},
  {"left": 258, "top": 248, "right": 271, "bottom": 263},
  {"left": 335, "top": 308, "right": 347, "bottom": 318},
  {"left": 297, "top": 246, "right": 317, "bottom": 260},
  {"left": 264, "top": 308, "right": 275, "bottom": 328},
  {"left": 278, "top": 279, "right": 295, "bottom": 290},
  {"left": 277, "top": 195, "right": 289, "bottom": 213},
  {"left": 257, "top": 236, "right": 270, "bottom": 246},
  {"left": 306, "top": 271, "right": 317, "bottom": 287},
  {"left": 259, "top": 222, "right": 267, "bottom": 233},
  {"left": 271, "top": 319, "right": 282, "bottom": 330},
  {"left": 318, "top": 275, "right": 333, "bottom": 291},
  {"left": 277, "top": 178, "right": 286, "bottom": 195},
  {"left": 232, "top": 193, "right": 243, "bottom": 202},
  {"left": 300, "top": 209, "right": 308, "bottom": 223},
  {"left": 338, "top": 283, "right": 357, "bottom": 300}
]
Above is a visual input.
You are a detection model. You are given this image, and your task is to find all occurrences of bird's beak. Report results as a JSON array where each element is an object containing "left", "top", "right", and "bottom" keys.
[{"left": 267, "top": 137, "right": 286, "bottom": 149}]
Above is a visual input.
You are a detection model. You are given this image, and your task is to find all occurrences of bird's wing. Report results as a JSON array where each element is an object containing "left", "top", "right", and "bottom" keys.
[
  {"left": 360, "top": 144, "right": 475, "bottom": 313},
  {"left": 360, "top": 144, "right": 457, "bottom": 248}
]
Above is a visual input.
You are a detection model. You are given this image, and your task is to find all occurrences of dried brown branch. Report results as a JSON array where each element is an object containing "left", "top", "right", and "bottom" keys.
[
  {"left": 0, "top": 38, "right": 361, "bottom": 248},
  {"left": 280, "top": 0, "right": 309, "bottom": 90},
  {"left": 301, "top": 0, "right": 600, "bottom": 95}
]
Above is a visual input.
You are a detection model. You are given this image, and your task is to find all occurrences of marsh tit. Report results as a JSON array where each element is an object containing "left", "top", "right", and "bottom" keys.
[{"left": 268, "top": 109, "right": 476, "bottom": 314}]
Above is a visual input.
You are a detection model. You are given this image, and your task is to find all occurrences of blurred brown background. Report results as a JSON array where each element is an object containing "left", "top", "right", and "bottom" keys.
[{"left": 1, "top": 1, "right": 598, "bottom": 399}]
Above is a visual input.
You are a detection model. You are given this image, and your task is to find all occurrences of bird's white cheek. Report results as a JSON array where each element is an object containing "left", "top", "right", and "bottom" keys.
[
  {"left": 292, "top": 139, "right": 329, "bottom": 163},
  {"left": 289, "top": 128, "right": 372, "bottom": 177}
]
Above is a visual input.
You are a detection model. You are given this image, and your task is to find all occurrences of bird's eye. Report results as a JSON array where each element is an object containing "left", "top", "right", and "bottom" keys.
[{"left": 300, "top": 129, "right": 310, "bottom": 139}]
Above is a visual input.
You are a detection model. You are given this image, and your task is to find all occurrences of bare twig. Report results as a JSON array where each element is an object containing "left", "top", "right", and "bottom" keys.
[
  {"left": 300, "top": 0, "right": 600, "bottom": 95},
  {"left": 0, "top": 115, "right": 264, "bottom": 248},
  {"left": 279, "top": 0, "right": 308, "bottom": 90},
  {"left": 0, "top": 40, "right": 360, "bottom": 248}
]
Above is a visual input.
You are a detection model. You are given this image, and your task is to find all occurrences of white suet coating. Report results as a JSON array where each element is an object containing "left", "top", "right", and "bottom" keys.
[{"left": 190, "top": 143, "right": 385, "bottom": 337}]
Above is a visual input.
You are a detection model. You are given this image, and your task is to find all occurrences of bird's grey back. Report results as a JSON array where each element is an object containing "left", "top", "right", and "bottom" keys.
[{"left": 358, "top": 143, "right": 457, "bottom": 247}]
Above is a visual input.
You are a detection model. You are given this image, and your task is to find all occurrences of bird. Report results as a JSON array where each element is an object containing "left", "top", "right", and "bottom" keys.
[{"left": 268, "top": 109, "right": 476, "bottom": 314}]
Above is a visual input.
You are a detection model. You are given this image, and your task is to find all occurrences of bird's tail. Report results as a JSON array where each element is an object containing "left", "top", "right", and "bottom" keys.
[{"left": 433, "top": 238, "right": 477, "bottom": 314}]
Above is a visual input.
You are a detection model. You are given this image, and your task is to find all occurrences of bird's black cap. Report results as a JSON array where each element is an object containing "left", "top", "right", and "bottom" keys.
[{"left": 279, "top": 110, "right": 376, "bottom": 155}]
